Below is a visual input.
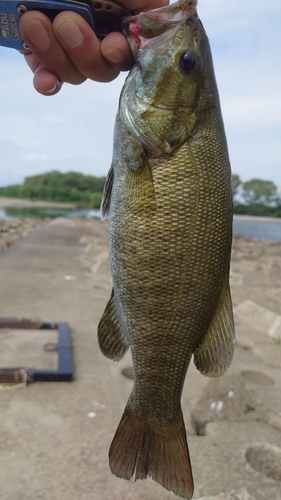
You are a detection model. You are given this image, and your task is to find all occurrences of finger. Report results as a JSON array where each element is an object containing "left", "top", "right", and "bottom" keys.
[
  {"left": 20, "top": 51, "right": 62, "bottom": 95},
  {"left": 52, "top": 11, "right": 120, "bottom": 83},
  {"left": 19, "top": 11, "right": 86, "bottom": 84},
  {"left": 23, "top": 51, "right": 41, "bottom": 73},
  {"left": 33, "top": 65, "right": 63, "bottom": 95},
  {"left": 101, "top": 32, "right": 134, "bottom": 72},
  {"left": 119, "top": 0, "right": 169, "bottom": 14}
]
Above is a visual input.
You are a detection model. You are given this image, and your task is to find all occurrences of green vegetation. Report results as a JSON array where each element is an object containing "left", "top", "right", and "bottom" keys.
[
  {"left": 0, "top": 171, "right": 280, "bottom": 216},
  {"left": 231, "top": 175, "right": 281, "bottom": 217},
  {"left": 0, "top": 171, "right": 106, "bottom": 208}
]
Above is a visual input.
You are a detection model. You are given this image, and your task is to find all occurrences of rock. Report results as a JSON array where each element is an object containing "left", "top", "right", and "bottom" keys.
[
  {"left": 240, "top": 370, "right": 274, "bottom": 386},
  {"left": 0, "top": 218, "right": 46, "bottom": 253},
  {"left": 234, "top": 324, "right": 271, "bottom": 350},
  {"left": 234, "top": 300, "right": 278, "bottom": 332},
  {"left": 267, "top": 412, "right": 281, "bottom": 432},
  {"left": 225, "top": 490, "right": 255, "bottom": 500},
  {"left": 252, "top": 342, "right": 281, "bottom": 368},
  {"left": 230, "top": 271, "right": 244, "bottom": 286},
  {"left": 195, "top": 495, "right": 224, "bottom": 500},
  {"left": 195, "top": 489, "right": 254, "bottom": 500},
  {"left": 233, "top": 300, "right": 279, "bottom": 349},
  {"left": 191, "top": 373, "right": 267, "bottom": 435},
  {"left": 245, "top": 443, "right": 281, "bottom": 481},
  {"left": 268, "top": 315, "right": 281, "bottom": 342},
  {"left": 191, "top": 421, "right": 281, "bottom": 500}
]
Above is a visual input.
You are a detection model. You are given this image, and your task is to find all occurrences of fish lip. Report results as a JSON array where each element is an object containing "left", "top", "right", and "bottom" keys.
[
  {"left": 122, "top": 0, "right": 198, "bottom": 52},
  {"left": 136, "top": 93, "right": 176, "bottom": 112}
]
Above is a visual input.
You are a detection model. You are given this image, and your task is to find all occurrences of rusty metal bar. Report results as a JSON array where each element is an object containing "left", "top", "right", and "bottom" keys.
[{"left": 0, "top": 318, "right": 56, "bottom": 329}]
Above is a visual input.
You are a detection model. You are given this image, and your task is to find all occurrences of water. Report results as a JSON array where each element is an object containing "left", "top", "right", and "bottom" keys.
[
  {"left": 0, "top": 206, "right": 101, "bottom": 221},
  {"left": 233, "top": 217, "right": 281, "bottom": 242}
]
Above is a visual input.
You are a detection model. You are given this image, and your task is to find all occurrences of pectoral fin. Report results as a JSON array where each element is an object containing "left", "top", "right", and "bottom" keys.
[
  {"left": 100, "top": 164, "right": 114, "bottom": 221},
  {"left": 98, "top": 290, "right": 129, "bottom": 361},
  {"left": 193, "top": 280, "right": 235, "bottom": 377}
]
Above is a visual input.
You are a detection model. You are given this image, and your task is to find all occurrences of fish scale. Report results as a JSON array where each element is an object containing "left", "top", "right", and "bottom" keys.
[{"left": 97, "top": 1, "right": 235, "bottom": 498}]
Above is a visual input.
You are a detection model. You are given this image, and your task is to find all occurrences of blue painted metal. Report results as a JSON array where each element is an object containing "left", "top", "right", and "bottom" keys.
[
  {"left": 0, "top": 318, "right": 74, "bottom": 382},
  {"left": 0, "top": 0, "right": 94, "bottom": 49},
  {"left": 34, "top": 322, "right": 74, "bottom": 381},
  {"left": 0, "top": 0, "right": 130, "bottom": 50}
]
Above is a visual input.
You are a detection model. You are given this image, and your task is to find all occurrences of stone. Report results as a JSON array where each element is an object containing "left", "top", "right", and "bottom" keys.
[
  {"left": 230, "top": 271, "right": 244, "bottom": 286},
  {"left": 252, "top": 342, "right": 281, "bottom": 368},
  {"left": 234, "top": 324, "right": 271, "bottom": 349},
  {"left": 268, "top": 315, "right": 281, "bottom": 342},
  {"left": 0, "top": 218, "right": 46, "bottom": 254},
  {"left": 234, "top": 300, "right": 278, "bottom": 332},
  {"left": 195, "top": 495, "right": 224, "bottom": 500},
  {"left": 195, "top": 490, "right": 255, "bottom": 500},
  {"left": 267, "top": 412, "right": 281, "bottom": 432},
  {"left": 191, "top": 373, "right": 267, "bottom": 435},
  {"left": 225, "top": 490, "right": 255, "bottom": 500},
  {"left": 246, "top": 443, "right": 281, "bottom": 481}
]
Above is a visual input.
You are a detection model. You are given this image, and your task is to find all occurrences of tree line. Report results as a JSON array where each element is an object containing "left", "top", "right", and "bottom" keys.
[
  {"left": 232, "top": 175, "right": 281, "bottom": 217},
  {"left": 0, "top": 170, "right": 106, "bottom": 208},
  {"left": 0, "top": 170, "right": 280, "bottom": 217}
]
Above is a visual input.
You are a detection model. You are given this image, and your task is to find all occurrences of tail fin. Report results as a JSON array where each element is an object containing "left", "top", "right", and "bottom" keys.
[{"left": 109, "top": 403, "right": 194, "bottom": 499}]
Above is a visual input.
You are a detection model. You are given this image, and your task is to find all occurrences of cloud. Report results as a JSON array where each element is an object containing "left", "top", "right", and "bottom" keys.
[{"left": 21, "top": 152, "right": 49, "bottom": 162}]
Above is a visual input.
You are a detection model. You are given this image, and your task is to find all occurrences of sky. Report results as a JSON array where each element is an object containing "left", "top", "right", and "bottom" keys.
[{"left": 0, "top": 0, "right": 281, "bottom": 191}]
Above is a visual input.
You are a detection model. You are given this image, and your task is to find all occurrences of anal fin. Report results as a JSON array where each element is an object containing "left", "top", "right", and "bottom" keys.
[
  {"left": 193, "top": 280, "right": 236, "bottom": 377},
  {"left": 98, "top": 290, "right": 129, "bottom": 361}
]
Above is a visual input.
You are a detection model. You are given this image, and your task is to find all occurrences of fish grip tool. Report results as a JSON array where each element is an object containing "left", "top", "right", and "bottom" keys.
[
  {"left": 0, "top": 0, "right": 131, "bottom": 50},
  {"left": 0, "top": 317, "right": 73, "bottom": 384}
]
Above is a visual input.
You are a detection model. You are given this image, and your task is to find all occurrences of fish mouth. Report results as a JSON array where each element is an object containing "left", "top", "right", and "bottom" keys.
[{"left": 123, "top": 0, "right": 198, "bottom": 52}]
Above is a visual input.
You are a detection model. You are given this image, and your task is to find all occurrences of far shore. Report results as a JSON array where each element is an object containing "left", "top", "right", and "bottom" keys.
[
  {"left": 0, "top": 197, "right": 280, "bottom": 223},
  {"left": 233, "top": 214, "right": 281, "bottom": 223},
  {"left": 0, "top": 197, "right": 75, "bottom": 209}
]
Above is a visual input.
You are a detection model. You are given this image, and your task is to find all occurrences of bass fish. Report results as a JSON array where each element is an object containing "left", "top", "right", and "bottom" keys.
[{"left": 98, "top": 0, "right": 235, "bottom": 498}]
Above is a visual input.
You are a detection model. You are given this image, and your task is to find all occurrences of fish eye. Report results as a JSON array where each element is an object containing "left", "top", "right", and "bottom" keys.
[{"left": 178, "top": 51, "right": 197, "bottom": 74}]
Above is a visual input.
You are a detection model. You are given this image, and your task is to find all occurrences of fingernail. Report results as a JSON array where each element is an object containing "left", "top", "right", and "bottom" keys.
[
  {"left": 45, "top": 81, "right": 63, "bottom": 95},
  {"left": 103, "top": 48, "right": 125, "bottom": 64},
  {"left": 56, "top": 19, "right": 83, "bottom": 48},
  {"left": 25, "top": 20, "right": 51, "bottom": 51}
]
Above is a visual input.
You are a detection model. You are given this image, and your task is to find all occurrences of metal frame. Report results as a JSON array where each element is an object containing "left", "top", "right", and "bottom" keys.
[{"left": 0, "top": 318, "right": 73, "bottom": 384}]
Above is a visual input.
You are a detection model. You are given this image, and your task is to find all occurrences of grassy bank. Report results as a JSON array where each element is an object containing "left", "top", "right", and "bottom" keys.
[{"left": 0, "top": 171, "right": 105, "bottom": 208}]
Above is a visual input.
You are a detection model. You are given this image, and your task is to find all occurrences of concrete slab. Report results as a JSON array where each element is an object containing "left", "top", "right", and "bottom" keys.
[
  {"left": 252, "top": 342, "right": 281, "bottom": 368},
  {"left": 234, "top": 300, "right": 278, "bottom": 333},
  {"left": 268, "top": 316, "right": 281, "bottom": 341},
  {"left": 195, "top": 489, "right": 254, "bottom": 500}
]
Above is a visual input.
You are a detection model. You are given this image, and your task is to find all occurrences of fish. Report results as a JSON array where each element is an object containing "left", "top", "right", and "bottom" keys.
[{"left": 98, "top": 0, "right": 235, "bottom": 498}]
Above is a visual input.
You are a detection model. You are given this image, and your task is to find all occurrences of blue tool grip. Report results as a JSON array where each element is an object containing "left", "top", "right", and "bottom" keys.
[{"left": 0, "top": 0, "right": 95, "bottom": 49}]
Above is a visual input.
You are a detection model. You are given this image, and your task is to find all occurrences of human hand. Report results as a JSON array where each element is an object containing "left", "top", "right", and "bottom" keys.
[{"left": 19, "top": 0, "right": 169, "bottom": 95}]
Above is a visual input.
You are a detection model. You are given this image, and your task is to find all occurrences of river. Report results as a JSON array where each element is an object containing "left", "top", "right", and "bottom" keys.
[{"left": 233, "top": 216, "right": 281, "bottom": 242}]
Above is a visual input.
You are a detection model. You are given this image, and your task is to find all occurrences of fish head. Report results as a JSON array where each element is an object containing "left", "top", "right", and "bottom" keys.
[{"left": 121, "top": 0, "right": 219, "bottom": 155}]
